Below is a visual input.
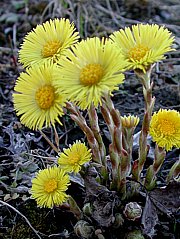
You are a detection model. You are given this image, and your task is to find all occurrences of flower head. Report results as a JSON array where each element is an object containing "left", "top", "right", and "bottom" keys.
[
  {"left": 13, "top": 62, "right": 66, "bottom": 130},
  {"left": 149, "top": 109, "right": 180, "bottom": 151},
  {"left": 121, "top": 115, "right": 139, "bottom": 128},
  {"left": 19, "top": 18, "right": 79, "bottom": 67},
  {"left": 110, "top": 24, "right": 174, "bottom": 72},
  {"left": 55, "top": 37, "right": 127, "bottom": 109},
  {"left": 31, "top": 166, "right": 70, "bottom": 208},
  {"left": 58, "top": 141, "right": 92, "bottom": 173}
]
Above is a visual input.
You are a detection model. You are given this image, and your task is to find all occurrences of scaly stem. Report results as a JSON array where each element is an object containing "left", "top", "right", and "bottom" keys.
[
  {"left": 88, "top": 104, "right": 106, "bottom": 166},
  {"left": 145, "top": 145, "right": 166, "bottom": 190},
  {"left": 122, "top": 127, "right": 135, "bottom": 176},
  {"left": 134, "top": 68, "right": 155, "bottom": 181},
  {"left": 101, "top": 93, "right": 129, "bottom": 198},
  {"left": 66, "top": 102, "right": 102, "bottom": 164},
  {"left": 100, "top": 101, "right": 119, "bottom": 189},
  {"left": 166, "top": 159, "right": 180, "bottom": 183}
]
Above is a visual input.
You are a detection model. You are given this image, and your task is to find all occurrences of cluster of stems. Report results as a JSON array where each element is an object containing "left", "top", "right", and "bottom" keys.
[
  {"left": 66, "top": 93, "right": 134, "bottom": 198},
  {"left": 132, "top": 69, "right": 155, "bottom": 181},
  {"left": 65, "top": 66, "right": 168, "bottom": 197},
  {"left": 66, "top": 102, "right": 103, "bottom": 165},
  {"left": 100, "top": 93, "right": 129, "bottom": 198},
  {"left": 132, "top": 67, "right": 168, "bottom": 190},
  {"left": 51, "top": 65, "right": 178, "bottom": 199}
]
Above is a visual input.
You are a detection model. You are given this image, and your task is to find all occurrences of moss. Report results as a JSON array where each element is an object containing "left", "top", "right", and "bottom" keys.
[
  {"left": 3, "top": 199, "right": 77, "bottom": 238},
  {"left": 8, "top": 200, "right": 57, "bottom": 239}
]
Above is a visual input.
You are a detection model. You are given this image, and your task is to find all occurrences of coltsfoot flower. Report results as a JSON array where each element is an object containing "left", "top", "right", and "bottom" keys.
[
  {"left": 19, "top": 18, "right": 79, "bottom": 67},
  {"left": 55, "top": 37, "right": 127, "bottom": 109},
  {"left": 58, "top": 141, "right": 92, "bottom": 173},
  {"left": 110, "top": 24, "right": 174, "bottom": 72},
  {"left": 13, "top": 62, "right": 66, "bottom": 130},
  {"left": 149, "top": 109, "right": 180, "bottom": 151},
  {"left": 31, "top": 166, "right": 70, "bottom": 208},
  {"left": 121, "top": 115, "right": 140, "bottom": 128}
]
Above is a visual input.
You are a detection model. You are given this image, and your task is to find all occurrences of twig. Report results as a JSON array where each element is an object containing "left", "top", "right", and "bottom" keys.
[
  {"left": 24, "top": 152, "right": 57, "bottom": 160},
  {"left": 95, "top": 3, "right": 141, "bottom": 25},
  {"left": 53, "top": 125, "right": 60, "bottom": 151},
  {"left": 0, "top": 200, "right": 42, "bottom": 239},
  {"left": 62, "top": 117, "right": 69, "bottom": 146},
  {"left": 48, "top": 230, "right": 69, "bottom": 237},
  {"left": 12, "top": 23, "right": 17, "bottom": 50},
  {"left": 39, "top": 130, "right": 59, "bottom": 154},
  {"left": 40, "top": 0, "right": 55, "bottom": 23},
  {"left": 0, "top": 47, "right": 18, "bottom": 53},
  {"left": 126, "top": 177, "right": 147, "bottom": 193},
  {"left": 105, "top": 0, "right": 121, "bottom": 27}
]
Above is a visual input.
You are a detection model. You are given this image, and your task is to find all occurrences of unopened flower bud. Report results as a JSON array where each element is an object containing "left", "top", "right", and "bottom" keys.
[
  {"left": 82, "top": 203, "right": 92, "bottom": 216},
  {"left": 95, "top": 229, "right": 105, "bottom": 239},
  {"left": 113, "top": 213, "right": 124, "bottom": 228},
  {"left": 74, "top": 220, "right": 94, "bottom": 239},
  {"left": 123, "top": 202, "right": 142, "bottom": 221},
  {"left": 126, "top": 230, "right": 145, "bottom": 239},
  {"left": 121, "top": 115, "right": 140, "bottom": 129}
]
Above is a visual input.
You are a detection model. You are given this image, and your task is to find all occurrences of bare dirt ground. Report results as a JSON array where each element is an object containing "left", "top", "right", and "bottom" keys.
[{"left": 0, "top": 0, "right": 179, "bottom": 238}]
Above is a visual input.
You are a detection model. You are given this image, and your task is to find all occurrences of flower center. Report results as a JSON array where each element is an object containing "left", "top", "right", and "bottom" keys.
[
  {"left": 35, "top": 85, "right": 55, "bottom": 110},
  {"left": 42, "top": 40, "right": 62, "bottom": 58},
  {"left": 159, "top": 120, "right": 175, "bottom": 136},
  {"left": 80, "top": 63, "right": 104, "bottom": 86},
  {"left": 44, "top": 178, "right": 58, "bottom": 193},
  {"left": 128, "top": 44, "right": 149, "bottom": 61},
  {"left": 69, "top": 152, "right": 81, "bottom": 165}
]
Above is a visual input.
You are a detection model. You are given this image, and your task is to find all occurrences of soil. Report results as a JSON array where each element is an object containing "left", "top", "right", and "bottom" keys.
[{"left": 0, "top": 0, "right": 179, "bottom": 239}]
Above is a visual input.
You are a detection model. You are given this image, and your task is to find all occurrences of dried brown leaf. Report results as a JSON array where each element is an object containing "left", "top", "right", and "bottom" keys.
[
  {"left": 141, "top": 195, "right": 159, "bottom": 238},
  {"left": 149, "top": 181, "right": 180, "bottom": 216}
]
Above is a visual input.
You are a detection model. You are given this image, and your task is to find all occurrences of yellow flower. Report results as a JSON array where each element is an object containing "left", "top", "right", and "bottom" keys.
[
  {"left": 31, "top": 166, "right": 70, "bottom": 208},
  {"left": 110, "top": 24, "right": 174, "bottom": 72},
  {"left": 149, "top": 109, "right": 180, "bottom": 151},
  {"left": 58, "top": 141, "right": 92, "bottom": 173},
  {"left": 121, "top": 115, "right": 140, "bottom": 128},
  {"left": 19, "top": 18, "right": 79, "bottom": 67},
  {"left": 13, "top": 62, "right": 66, "bottom": 130},
  {"left": 55, "top": 37, "right": 127, "bottom": 109}
]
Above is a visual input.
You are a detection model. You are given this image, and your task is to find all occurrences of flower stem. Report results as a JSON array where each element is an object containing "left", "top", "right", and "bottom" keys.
[
  {"left": 39, "top": 129, "right": 59, "bottom": 154},
  {"left": 166, "top": 159, "right": 180, "bottom": 183},
  {"left": 66, "top": 102, "right": 102, "bottom": 164},
  {"left": 101, "top": 93, "right": 129, "bottom": 198},
  {"left": 145, "top": 145, "right": 166, "bottom": 190},
  {"left": 88, "top": 104, "right": 106, "bottom": 166},
  {"left": 134, "top": 68, "right": 155, "bottom": 181}
]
